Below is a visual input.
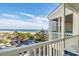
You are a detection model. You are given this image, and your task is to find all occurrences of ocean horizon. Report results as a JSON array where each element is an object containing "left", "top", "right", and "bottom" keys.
[{"left": 0, "top": 29, "right": 46, "bottom": 32}]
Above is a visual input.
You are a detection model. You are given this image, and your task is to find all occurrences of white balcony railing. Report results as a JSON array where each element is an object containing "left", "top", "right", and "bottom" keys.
[
  {"left": 51, "top": 32, "right": 72, "bottom": 39},
  {"left": 51, "top": 32, "right": 61, "bottom": 39},
  {"left": 65, "top": 33, "right": 73, "bottom": 38},
  {"left": 0, "top": 35, "right": 78, "bottom": 56}
]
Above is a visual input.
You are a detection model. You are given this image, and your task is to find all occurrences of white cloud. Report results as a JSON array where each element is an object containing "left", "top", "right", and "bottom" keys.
[
  {"left": 0, "top": 13, "right": 48, "bottom": 29},
  {"left": 0, "top": 19, "right": 48, "bottom": 29},
  {"left": 20, "top": 12, "right": 48, "bottom": 24},
  {"left": 2, "top": 14, "right": 19, "bottom": 18},
  {"left": 20, "top": 13, "right": 35, "bottom": 18}
]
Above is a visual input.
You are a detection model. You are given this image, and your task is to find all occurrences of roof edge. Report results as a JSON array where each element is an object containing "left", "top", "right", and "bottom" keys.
[{"left": 47, "top": 3, "right": 62, "bottom": 19}]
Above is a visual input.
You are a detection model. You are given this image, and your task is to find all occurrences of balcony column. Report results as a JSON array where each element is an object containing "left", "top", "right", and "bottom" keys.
[
  {"left": 61, "top": 4, "right": 66, "bottom": 48},
  {"left": 58, "top": 17, "right": 61, "bottom": 38},
  {"left": 48, "top": 20, "right": 52, "bottom": 41},
  {"left": 58, "top": 17, "right": 61, "bottom": 33},
  {"left": 61, "top": 4, "right": 65, "bottom": 38}
]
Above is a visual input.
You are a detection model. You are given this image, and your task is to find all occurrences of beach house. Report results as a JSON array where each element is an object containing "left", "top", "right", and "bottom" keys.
[
  {"left": 48, "top": 3, "right": 79, "bottom": 40},
  {"left": 0, "top": 3, "right": 79, "bottom": 56}
]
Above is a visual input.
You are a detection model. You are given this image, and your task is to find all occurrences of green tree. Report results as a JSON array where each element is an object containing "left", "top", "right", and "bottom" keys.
[
  {"left": 12, "top": 31, "right": 34, "bottom": 41},
  {"left": 1, "top": 36, "right": 10, "bottom": 45},
  {"left": 17, "top": 33, "right": 28, "bottom": 41},
  {"left": 25, "top": 33, "right": 34, "bottom": 40},
  {"left": 34, "top": 28, "right": 48, "bottom": 41}
]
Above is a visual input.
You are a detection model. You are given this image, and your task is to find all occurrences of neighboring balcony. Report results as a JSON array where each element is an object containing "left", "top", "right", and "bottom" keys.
[
  {"left": 51, "top": 32, "right": 73, "bottom": 39},
  {"left": 0, "top": 34, "right": 78, "bottom": 56}
]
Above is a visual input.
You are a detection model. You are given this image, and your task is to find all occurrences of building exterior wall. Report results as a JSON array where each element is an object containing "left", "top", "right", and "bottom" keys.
[
  {"left": 48, "top": 4, "right": 73, "bottom": 20},
  {"left": 73, "top": 12, "right": 79, "bottom": 35},
  {"left": 48, "top": 4, "right": 79, "bottom": 40}
]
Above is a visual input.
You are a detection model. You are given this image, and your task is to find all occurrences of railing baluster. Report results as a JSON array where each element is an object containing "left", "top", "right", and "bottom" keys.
[
  {"left": 56, "top": 42, "right": 59, "bottom": 56},
  {"left": 56, "top": 42, "right": 58, "bottom": 56},
  {"left": 58, "top": 41, "right": 60, "bottom": 56},
  {"left": 43, "top": 46, "right": 45, "bottom": 56},
  {"left": 61, "top": 40, "right": 64, "bottom": 55},
  {"left": 59, "top": 41, "right": 61, "bottom": 56},
  {"left": 34, "top": 49, "right": 37, "bottom": 56},
  {"left": 49, "top": 44, "right": 52, "bottom": 56},
  {"left": 47, "top": 45, "right": 49, "bottom": 56},
  {"left": 58, "top": 41, "right": 61, "bottom": 56},
  {"left": 57, "top": 42, "right": 59, "bottom": 56},
  {"left": 28, "top": 51, "right": 32, "bottom": 56},
  {"left": 59, "top": 41, "right": 62, "bottom": 56},
  {"left": 39, "top": 47, "right": 41, "bottom": 56},
  {"left": 53, "top": 43, "right": 55, "bottom": 56}
]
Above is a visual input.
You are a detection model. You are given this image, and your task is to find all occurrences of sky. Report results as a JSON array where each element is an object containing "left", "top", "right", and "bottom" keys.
[{"left": 0, "top": 3, "right": 59, "bottom": 29}]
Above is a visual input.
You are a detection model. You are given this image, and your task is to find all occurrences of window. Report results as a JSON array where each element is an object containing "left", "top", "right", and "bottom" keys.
[
  {"left": 51, "top": 18, "right": 58, "bottom": 32},
  {"left": 65, "top": 14, "right": 73, "bottom": 33}
]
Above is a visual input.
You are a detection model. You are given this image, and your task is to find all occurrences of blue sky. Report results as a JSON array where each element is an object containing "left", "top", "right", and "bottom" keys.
[{"left": 0, "top": 3, "right": 59, "bottom": 29}]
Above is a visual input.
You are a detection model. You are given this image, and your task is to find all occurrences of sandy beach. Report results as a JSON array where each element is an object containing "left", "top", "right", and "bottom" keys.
[{"left": 0, "top": 31, "right": 37, "bottom": 34}]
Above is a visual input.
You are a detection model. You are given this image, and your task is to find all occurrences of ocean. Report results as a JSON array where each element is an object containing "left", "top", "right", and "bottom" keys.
[{"left": 0, "top": 29, "right": 40, "bottom": 32}]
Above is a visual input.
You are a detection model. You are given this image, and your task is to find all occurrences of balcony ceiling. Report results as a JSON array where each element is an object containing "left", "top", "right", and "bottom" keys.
[{"left": 67, "top": 3, "right": 79, "bottom": 12}]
